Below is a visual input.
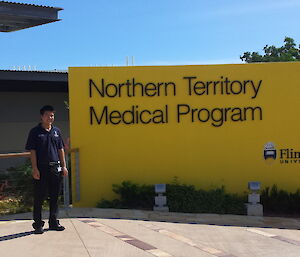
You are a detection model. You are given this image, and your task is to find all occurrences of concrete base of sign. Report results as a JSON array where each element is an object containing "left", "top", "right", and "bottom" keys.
[
  {"left": 246, "top": 203, "right": 263, "bottom": 216},
  {"left": 153, "top": 206, "right": 169, "bottom": 212}
]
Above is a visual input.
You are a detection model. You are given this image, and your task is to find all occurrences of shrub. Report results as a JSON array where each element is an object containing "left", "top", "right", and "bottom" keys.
[
  {"left": 97, "top": 180, "right": 247, "bottom": 215},
  {"left": 166, "top": 184, "right": 246, "bottom": 214},
  {"left": 0, "top": 159, "right": 63, "bottom": 215},
  {"left": 98, "top": 181, "right": 155, "bottom": 209},
  {"left": 6, "top": 159, "right": 34, "bottom": 207},
  {"left": 261, "top": 185, "right": 300, "bottom": 215},
  {"left": 0, "top": 160, "right": 34, "bottom": 215}
]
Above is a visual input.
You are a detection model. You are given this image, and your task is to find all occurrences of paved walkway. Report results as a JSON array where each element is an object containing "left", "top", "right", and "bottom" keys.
[{"left": 1, "top": 209, "right": 300, "bottom": 257}]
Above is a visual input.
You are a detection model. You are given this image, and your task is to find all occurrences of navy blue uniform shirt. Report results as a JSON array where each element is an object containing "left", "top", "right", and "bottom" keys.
[{"left": 25, "top": 123, "right": 64, "bottom": 165}]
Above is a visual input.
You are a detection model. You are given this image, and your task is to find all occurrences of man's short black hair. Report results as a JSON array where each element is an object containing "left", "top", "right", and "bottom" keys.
[{"left": 40, "top": 105, "right": 55, "bottom": 115}]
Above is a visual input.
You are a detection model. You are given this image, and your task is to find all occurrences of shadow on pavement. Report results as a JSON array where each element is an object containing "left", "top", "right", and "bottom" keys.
[{"left": 0, "top": 231, "right": 34, "bottom": 241}]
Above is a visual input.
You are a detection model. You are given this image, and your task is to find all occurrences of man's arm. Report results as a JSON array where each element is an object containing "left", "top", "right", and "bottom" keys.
[
  {"left": 30, "top": 150, "right": 40, "bottom": 180},
  {"left": 58, "top": 148, "right": 68, "bottom": 176}
]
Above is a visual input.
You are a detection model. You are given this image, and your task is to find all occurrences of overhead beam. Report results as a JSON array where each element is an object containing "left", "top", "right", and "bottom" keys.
[{"left": 0, "top": 1, "right": 63, "bottom": 32}]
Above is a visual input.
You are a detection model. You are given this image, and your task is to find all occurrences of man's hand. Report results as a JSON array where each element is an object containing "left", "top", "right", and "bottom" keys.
[
  {"left": 58, "top": 148, "right": 68, "bottom": 177},
  {"left": 62, "top": 167, "right": 68, "bottom": 177},
  {"left": 32, "top": 167, "right": 40, "bottom": 180}
]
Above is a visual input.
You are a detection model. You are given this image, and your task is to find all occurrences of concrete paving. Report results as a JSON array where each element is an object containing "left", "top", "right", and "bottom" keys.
[{"left": 1, "top": 209, "right": 300, "bottom": 257}]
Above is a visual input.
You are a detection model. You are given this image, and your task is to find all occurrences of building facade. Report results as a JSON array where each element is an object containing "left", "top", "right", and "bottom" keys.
[{"left": 0, "top": 70, "right": 69, "bottom": 170}]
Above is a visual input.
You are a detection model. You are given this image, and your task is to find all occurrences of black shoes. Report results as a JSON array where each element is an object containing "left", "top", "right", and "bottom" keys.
[
  {"left": 48, "top": 221, "right": 65, "bottom": 231},
  {"left": 33, "top": 220, "right": 65, "bottom": 233},
  {"left": 32, "top": 221, "right": 45, "bottom": 234},
  {"left": 34, "top": 227, "right": 44, "bottom": 234}
]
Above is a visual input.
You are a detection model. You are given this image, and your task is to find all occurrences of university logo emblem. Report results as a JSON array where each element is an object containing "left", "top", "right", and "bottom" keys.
[{"left": 264, "top": 142, "right": 276, "bottom": 164}]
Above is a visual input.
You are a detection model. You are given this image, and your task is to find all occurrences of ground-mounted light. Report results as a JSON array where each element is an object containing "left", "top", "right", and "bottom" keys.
[
  {"left": 154, "top": 184, "right": 169, "bottom": 212},
  {"left": 246, "top": 181, "right": 263, "bottom": 216}
]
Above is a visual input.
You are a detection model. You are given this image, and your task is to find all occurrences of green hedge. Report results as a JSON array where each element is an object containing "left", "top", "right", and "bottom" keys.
[
  {"left": 97, "top": 181, "right": 155, "bottom": 209},
  {"left": 98, "top": 181, "right": 300, "bottom": 216},
  {"left": 261, "top": 185, "right": 300, "bottom": 215},
  {"left": 97, "top": 180, "right": 247, "bottom": 215},
  {"left": 166, "top": 184, "right": 246, "bottom": 214}
]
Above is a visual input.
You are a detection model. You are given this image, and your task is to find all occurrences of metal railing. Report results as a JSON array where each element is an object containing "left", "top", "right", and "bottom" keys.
[
  {"left": 0, "top": 152, "right": 30, "bottom": 158},
  {"left": 0, "top": 149, "right": 80, "bottom": 213}
]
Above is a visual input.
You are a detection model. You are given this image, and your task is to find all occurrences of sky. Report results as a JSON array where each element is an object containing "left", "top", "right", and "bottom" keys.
[{"left": 1, "top": 0, "right": 300, "bottom": 70}]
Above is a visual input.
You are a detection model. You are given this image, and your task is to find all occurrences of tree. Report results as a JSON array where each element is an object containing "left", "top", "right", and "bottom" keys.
[{"left": 240, "top": 37, "right": 300, "bottom": 63}]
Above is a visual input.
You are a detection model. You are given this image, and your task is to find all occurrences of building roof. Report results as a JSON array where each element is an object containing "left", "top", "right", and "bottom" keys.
[
  {"left": 0, "top": 70, "right": 68, "bottom": 92},
  {"left": 0, "top": 1, "right": 63, "bottom": 32},
  {"left": 0, "top": 1, "right": 63, "bottom": 9}
]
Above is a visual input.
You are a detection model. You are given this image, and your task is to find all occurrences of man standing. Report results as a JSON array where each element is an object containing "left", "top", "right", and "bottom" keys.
[{"left": 25, "top": 105, "right": 68, "bottom": 234}]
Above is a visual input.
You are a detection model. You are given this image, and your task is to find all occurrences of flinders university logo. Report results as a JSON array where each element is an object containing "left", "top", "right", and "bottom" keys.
[
  {"left": 263, "top": 142, "right": 277, "bottom": 164},
  {"left": 263, "top": 142, "right": 300, "bottom": 164}
]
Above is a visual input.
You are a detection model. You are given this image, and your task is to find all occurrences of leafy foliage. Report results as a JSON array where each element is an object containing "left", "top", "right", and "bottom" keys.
[
  {"left": 166, "top": 184, "right": 246, "bottom": 214},
  {"left": 6, "top": 159, "right": 34, "bottom": 207},
  {"left": 97, "top": 180, "right": 247, "bottom": 215},
  {"left": 98, "top": 181, "right": 155, "bottom": 209},
  {"left": 261, "top": 185, "right": 300, "bottom": 215},
  {"left": 0, "top": 159, "right": 34, "bottom": 215},
  {"left": 240, "top": 37, "right": 300, "bottom": 63}
]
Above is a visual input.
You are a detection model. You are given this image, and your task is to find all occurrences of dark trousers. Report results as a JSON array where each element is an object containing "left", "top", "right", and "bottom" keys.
[{"left": 33, "top": 164, "right": 62, "bottom": 227}]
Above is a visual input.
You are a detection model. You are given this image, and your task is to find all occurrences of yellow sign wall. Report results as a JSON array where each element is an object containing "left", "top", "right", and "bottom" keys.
[{"left": 69, "top": 63, "right": 300, "bottom": 207}]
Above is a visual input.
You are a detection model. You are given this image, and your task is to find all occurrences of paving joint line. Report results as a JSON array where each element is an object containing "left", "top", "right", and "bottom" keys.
[
  {"left": 138, "top": 221, "right": 238, "bottom": 257},
  {"left": 246, "top": 228, "right": 300, "bottom": 246},
  {"left": 79, "top": 218, "right": 174, "bottom": 257},
  {"left": 71, "top": 218, "right": 92, "bottom": 257}
]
